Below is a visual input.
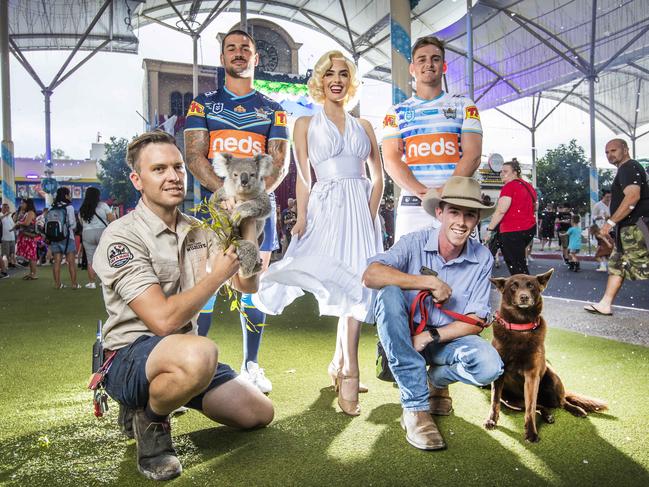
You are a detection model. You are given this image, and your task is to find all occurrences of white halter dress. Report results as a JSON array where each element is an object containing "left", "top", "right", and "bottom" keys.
[{"left": 252, "top": 110, "right": 383, "bottom": 322}]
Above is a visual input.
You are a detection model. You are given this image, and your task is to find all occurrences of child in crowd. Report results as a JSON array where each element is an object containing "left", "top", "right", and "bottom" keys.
[{"left": 566, "top": 215, "right": 582, "bottom": 272}]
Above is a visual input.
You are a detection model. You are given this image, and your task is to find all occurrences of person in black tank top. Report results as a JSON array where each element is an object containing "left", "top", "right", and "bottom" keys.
[{"left": 584, "top": 139, "right": 649, "bottom": 316}]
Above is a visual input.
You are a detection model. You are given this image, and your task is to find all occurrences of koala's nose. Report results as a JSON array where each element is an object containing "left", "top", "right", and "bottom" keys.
[{"left": 240, "top": 173, "right": 249, "bottom": 185}]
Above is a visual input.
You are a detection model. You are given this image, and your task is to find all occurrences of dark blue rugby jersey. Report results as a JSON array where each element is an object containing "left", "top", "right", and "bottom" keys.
[{"left": 184, "top": 87, "right": 289, "bottom": 158}]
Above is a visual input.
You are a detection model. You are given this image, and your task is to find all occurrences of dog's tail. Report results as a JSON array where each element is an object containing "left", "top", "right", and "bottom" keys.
[{"left": 565, "top": 392, "right": 608, "bottom": 413}]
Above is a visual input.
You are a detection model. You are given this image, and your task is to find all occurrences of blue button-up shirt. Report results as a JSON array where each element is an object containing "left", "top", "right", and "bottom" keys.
[{"left": 367, "top": 228, "right": 493, "bottom": 327}]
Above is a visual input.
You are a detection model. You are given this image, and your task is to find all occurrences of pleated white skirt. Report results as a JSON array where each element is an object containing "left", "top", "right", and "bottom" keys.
[{"left": 253, "top": 177, "right": 383, "bottom": 323}]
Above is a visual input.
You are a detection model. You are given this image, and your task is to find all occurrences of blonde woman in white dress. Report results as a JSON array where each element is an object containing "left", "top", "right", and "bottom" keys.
[{"left": 253, "top": 51, "right": 384, "bottom": 416}]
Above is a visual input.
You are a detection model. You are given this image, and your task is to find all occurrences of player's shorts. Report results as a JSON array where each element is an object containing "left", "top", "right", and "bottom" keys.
[
  {"left": 260, "top": 193, "right": 279, "bottom": 252},
  {"left": 394, "top": 194, "right": 440, "bottom": 242},
  {"left": 104, "top": 335, "right": 237, "bottom": 411},
  {"left": 608, "top": 224, "right": 649, "bottom": 280}
]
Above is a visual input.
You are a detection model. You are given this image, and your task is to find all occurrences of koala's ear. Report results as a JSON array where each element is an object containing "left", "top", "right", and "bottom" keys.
[
  {"left": 255, "top": 154, "right": 274, "bottom": 177},
  {"left": 212, "top": 152, "right": 232, "bottom": 178}
]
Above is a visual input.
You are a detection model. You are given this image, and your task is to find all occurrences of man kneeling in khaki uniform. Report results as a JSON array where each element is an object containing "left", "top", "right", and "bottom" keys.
[{"left": 94, "top": 131, "right": 273, "bottom": 481}]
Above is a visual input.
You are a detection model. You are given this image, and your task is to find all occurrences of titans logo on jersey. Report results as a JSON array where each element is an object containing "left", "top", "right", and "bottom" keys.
[
  {"left": 382, "top": 92, "right": 482, "bottom": 189},
  {"left": 184, "top": 87, "right": 289, "bottom": 158}
]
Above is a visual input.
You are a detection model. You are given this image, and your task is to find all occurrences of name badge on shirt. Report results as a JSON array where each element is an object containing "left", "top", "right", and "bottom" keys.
[{"left": 401, "top": 196, "right": 422, "bottom": 207}]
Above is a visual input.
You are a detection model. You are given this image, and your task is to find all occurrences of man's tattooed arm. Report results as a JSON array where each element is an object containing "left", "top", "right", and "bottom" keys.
[
  {"left": 184, "top": 130, "right": 222, "bottom": 193},
  {"left": 265, "top": 139, "right": 290, "bottom": 192}
]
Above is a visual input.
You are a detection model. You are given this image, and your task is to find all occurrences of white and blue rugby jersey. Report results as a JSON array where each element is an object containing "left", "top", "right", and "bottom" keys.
[{"left": 382, "top": 92, "right": 482, "bottom": 189}]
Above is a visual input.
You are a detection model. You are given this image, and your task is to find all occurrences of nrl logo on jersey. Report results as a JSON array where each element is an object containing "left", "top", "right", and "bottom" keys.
[
  {"left": 403, "top": 108, "right": 416, "bottom": 123},
  {"left": 442, "top": 107, "right": 457, "bottom": 119},
  {"left": 206, "top": 102, "right": 224, "bottom": 114}
]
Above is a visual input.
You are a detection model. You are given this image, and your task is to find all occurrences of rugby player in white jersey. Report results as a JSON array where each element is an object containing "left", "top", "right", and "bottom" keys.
[{"left": 382, "top": 36, "right": 483, "bottom": 241}]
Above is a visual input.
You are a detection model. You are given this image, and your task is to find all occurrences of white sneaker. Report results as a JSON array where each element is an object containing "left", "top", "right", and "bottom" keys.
[
  {"left": 172, "top": 406, "right": 189, "bottom": 415},
  {"left": 241, "top": 361, "right": 272, "bottom": 394},
  {"left": 596, "top": 265, "right": 607, "bottom": 272},
  {"left": 84, "top": 282, "right": 97, "bottom": 289}
]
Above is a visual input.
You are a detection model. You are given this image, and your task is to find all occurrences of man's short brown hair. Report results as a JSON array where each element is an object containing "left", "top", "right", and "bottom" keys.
[
  {"left": 411, "top": 36, "right": 445, "bottom": 60},
  {"left": 126, "top": 131, "right": 177, "bottom": 172},
  {"left": 221, "top": 29, "right": 256, "bottom": 53}
]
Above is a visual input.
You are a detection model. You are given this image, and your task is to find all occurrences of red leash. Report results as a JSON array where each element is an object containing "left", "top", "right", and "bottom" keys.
[{"left": 409, "top": 290, "right": 489, "bottom": 336}]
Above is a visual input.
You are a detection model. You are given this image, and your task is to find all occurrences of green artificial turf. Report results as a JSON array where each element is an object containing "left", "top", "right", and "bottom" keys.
[{"left": 1, "top": 272, "right": 648, "bottom": 486}]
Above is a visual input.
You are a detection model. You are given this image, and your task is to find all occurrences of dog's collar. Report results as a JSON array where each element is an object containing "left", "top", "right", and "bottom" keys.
[{"left": 494, "top": 311, "right": 540, "bottom": 331}]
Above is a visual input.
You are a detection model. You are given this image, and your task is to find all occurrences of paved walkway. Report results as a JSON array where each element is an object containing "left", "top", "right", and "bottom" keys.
[
  {"left": 489, "top": 291, "right": 649, "bottom": 347},
  {"left": 491, "top": 253, "right": 649, "bottom": 348}
]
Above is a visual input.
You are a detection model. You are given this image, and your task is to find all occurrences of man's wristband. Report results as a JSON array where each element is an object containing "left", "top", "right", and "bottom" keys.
[{"left": 606, "top": 219, "right": 616, "bottom": 228}]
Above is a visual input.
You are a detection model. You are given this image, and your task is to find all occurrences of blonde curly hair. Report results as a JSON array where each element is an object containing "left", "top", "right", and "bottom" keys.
[{"left": 307, "top": 51, "right": 359, "bottom": 106}]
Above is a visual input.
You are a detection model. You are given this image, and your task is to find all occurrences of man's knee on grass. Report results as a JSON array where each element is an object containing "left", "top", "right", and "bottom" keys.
[{"left": 150, "top": 335, "right": 218, "bottom": 391}]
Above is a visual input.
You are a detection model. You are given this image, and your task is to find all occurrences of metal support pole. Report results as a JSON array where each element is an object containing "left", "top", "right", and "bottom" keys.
[
  {"left": 350, "top": 53, "right": 361, "bottom": 117},
  {"left": 466, "top": 0, "right": 474, "bottom": 100},
  {"left": 42, "top": 88, "right": 55, "bottom": 206},
  {"left": 192, "top": 34, "right": 200, "bottom": 206},
  {"left": 43, "top": 89, "right": 53, "bottom": 174},
  {"left": 1, "top": 0, "right": 16, "bottom": 209},
  {"left": 389, "top": 0, "right": 412, "bottom": 221},
  {"left": 240, "top": 0, "right": 247, "bottom": 32},
  {"left": 390, "top": 0, "right": 412, "bottom": 104},
  {"left": 531, "top": 93, "right": 540, "bottom": 188},
  {"left": 588, "top": 76, "right": 598, "bottom": 216},
  {"left": 192, "top": 35, "right": 199, "bottom": 97},
  {"left": 631, "top": 77, "right": 642, "bottom": 159},
  {"left": 531, "top": 129, "right": 537, "bottom": 188},
  {"left": 588, "top": 0, "right": 598, "bottom": 217}
]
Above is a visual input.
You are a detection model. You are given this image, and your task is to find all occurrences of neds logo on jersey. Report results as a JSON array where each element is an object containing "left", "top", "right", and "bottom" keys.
[
  {"left": 405, "top": 134, "right": 460, "bottom": 164},
  {"left": 208, "top": 130, "right": 266, "bottom": 158}
]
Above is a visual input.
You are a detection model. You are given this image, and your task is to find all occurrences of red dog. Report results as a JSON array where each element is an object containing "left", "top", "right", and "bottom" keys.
[{"left": 485, "top": 270, "right": 608, "bottom": 442}]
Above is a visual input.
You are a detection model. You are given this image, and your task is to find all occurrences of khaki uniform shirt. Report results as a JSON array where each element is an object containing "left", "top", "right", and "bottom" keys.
[{"left": 94, "top": 200, "right": 216, "bottom": 350}]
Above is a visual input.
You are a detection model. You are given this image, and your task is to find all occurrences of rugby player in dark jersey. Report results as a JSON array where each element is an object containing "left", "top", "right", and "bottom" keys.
[{"left": 184, "top": 29, "right": 290, "bottom": 394}]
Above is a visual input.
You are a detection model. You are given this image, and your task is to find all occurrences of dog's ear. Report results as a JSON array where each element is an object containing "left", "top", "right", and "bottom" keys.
[
  {"left": 212, "top": 152, "right": 232, "bottom": 178},
  {"left": 254, "top": 153, "right": 274, "bottom": 178},
  {"left": 535, "top": 268, "right": 554, "bottom": 291},
  {"left": 490, "top": 277, "right": 507, "bottom": 293}
]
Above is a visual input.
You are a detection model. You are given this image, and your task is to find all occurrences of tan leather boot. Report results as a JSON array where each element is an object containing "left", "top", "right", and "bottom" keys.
[
  {"left": 400, "top": 410, "right": 446, "bottom": 450},
  {"left": 429, "top": 385, "right": 453, "bottom": 415}
]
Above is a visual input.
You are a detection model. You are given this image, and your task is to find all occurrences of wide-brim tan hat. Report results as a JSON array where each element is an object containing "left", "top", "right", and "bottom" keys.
[{"left": 422, "top": 176, "right": 495, "bottom": 219}]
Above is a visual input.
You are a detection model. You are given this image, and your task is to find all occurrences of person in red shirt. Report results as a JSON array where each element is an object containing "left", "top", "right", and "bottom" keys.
[{"left": 485, "top": 158, "right": 538, "bottom": 275}]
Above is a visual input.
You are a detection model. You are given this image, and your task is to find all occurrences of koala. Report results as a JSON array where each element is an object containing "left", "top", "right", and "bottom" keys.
[{"left": 211, "top": 152, "right": 273, "bottom": 277}]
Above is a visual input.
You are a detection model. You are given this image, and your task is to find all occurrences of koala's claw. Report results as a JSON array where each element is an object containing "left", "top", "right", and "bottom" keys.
[{"left": 236, "top": 240, "right": 262, "bottom": 278}]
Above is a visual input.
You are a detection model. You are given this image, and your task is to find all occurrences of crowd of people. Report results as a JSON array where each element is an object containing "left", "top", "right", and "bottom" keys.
[
  {"left": 0, "top": 187, "right": 115, "bottom": 286},
  {"left": 2, "top": 30, "right": 648, "bottom": 482}
]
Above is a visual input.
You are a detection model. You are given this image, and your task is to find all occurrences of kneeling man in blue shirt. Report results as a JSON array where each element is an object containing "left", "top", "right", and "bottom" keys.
[{"left": 363, "top": 176, "right": 504, "bottom": 451}]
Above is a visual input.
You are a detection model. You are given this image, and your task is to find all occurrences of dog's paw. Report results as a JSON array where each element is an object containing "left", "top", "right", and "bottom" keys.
[
  {"left": 542, "top": 413, "right": 555, "bottom": 424},
  {"left": 525, "top": 431, "right": 540, "bottom": 443},
  {"left": 484, "top": 419, "right": 498, "bottom": 430}
]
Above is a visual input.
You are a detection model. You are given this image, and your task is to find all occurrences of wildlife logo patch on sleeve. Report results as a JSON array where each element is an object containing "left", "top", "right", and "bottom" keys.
[{"left": 107, "top": 242, "right": 134, "bottom": 268}]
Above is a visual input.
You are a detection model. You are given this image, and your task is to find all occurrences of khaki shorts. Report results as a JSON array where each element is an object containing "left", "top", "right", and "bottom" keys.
[
  {"left": 558, "top": 232, "right": 568, "bottom": 249},
  {"left": 608, "top": 225, "right": 649, "bottom": 280},
  {"left": 1, "top": 240, "right": 15, "bottom": 257}
]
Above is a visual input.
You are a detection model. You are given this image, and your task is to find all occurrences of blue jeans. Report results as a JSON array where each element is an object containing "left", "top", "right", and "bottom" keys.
[{"left": 375, "top": 286, "right": 503, "bottom": 411}]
